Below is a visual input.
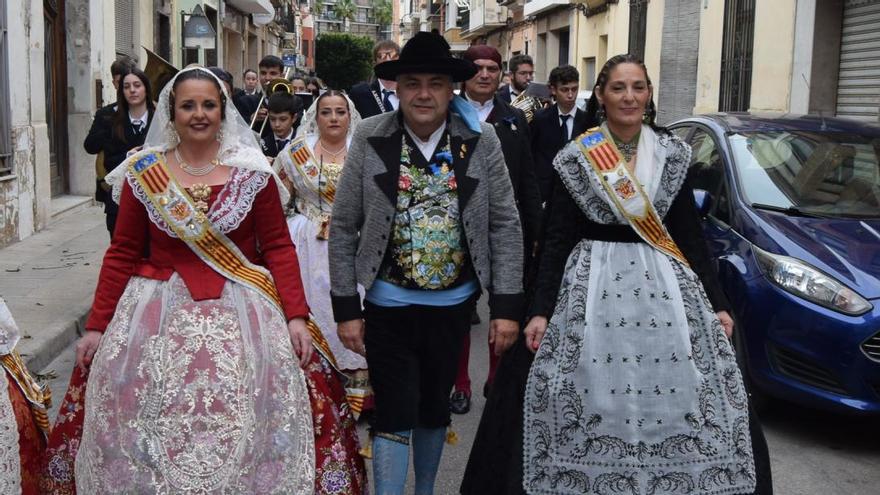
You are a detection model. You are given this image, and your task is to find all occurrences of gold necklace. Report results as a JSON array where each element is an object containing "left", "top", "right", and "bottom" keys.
[{"left": 175, "top": 148, "right": 220, "bottom": 176}]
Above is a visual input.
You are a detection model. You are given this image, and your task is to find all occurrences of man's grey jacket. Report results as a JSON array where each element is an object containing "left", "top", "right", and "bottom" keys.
[{"left": 328, "top": 110, "right": 525, "bottom": 322}]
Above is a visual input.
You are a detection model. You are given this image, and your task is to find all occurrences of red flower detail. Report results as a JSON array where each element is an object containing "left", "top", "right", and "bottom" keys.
[
  {"left": 399, "top": 175, "right": 412, "bottom": 190},
  {"left": 448, "top": 176, "right": 457, "bottom": 190}
]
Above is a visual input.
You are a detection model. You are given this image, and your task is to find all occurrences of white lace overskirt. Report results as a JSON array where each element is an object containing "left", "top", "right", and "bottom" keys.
[{"left": 75, "top": 275, "right": 315, "bottom": 493}]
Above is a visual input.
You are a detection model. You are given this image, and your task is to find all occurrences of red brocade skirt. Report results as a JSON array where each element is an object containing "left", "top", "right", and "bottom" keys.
[{"left": 5, "top": 368, "right": 46, "bottom": 495}]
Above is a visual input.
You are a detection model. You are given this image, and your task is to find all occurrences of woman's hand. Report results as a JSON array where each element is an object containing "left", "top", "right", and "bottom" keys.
[
  {"left": 337, "top": 319, "right": 365, "bottom": 356},
  {"left": 489, "top": 319, "right": 519, "bottom": 356},
  {"left": 717, "top": 310, "right": 734, "bottom": 338},
  {"left": 288, "top": 318, "right": 313, "bottom": 367},
  {"left": 126, "top": 145, "right": 143, "bottom": 158},
  {"left": 524, "top": 316, "right": 548, "bottom": 353},
  {"left": 75, "top": 330, "right": 103, "bottom": 371}
]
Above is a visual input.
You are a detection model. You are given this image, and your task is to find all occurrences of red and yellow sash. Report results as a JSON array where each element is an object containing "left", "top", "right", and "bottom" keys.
[
  {"left": 128, "top": 152, "right": 339, "bottom": 369},
  {"left": 577, "top": 128, "right": 690, "bottom": 266},
  {"left": 2, "top": 351, "right": 51, "bottom": 437}
]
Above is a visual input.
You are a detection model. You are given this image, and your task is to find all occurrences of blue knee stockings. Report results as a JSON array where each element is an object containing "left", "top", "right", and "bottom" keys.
[{"left": 372, "top": 427, "right": 447, "bottom": 495}]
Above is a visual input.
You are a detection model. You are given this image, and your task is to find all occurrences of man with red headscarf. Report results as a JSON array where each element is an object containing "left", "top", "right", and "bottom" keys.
[{"left": 449, "top": 44, "right": 543, "bottom": 415}]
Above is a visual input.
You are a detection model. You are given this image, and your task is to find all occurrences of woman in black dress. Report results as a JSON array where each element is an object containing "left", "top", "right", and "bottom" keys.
[{"left": 461, "top": 54, "right": 772, "bottom": 495}]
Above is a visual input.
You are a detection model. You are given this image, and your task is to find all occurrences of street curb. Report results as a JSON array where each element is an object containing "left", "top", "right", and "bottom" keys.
[{"left": 24, "top": 300, "right": 90, "bottom": 373}]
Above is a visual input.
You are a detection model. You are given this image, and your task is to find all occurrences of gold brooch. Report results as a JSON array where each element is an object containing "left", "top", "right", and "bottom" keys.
[{"left": 190, "top": 183, "right": 212, "bottom": 223}]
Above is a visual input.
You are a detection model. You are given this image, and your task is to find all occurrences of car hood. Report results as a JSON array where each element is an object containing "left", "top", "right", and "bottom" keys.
[{"left": 747, "top": 210, "right": 880, "bottom": 299}]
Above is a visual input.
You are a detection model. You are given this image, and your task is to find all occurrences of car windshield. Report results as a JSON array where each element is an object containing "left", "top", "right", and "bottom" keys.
[{"left": 727, "top": 130, "right": 880, "bottom": 218}]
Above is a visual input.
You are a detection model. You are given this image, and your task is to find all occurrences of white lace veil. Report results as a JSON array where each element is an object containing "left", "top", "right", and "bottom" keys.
[
  {"left": 294, "top": 91, "right": 362, "bottom": 141},
  {"left": 106, "top": 66, "right": 290, "bottom": 205}
]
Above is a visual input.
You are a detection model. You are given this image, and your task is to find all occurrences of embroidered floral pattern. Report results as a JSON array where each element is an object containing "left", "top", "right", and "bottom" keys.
[
  {"left": 74, "top": 275, "right": 314, "bottom": 493},
  {"left": 381, "top": 134, "right": 466, "bottom": 289}
]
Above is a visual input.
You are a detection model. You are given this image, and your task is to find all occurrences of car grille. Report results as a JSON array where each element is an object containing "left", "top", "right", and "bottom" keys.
[
  {"left": 770, "top": 345, "right": 848, "bottom": 395},
  {"left": 861, "top": 332, "right": 880, "bottom": 363}
]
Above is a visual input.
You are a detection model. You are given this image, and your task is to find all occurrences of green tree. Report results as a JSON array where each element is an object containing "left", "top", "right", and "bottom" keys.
[
  {"left": 334, "top": 0, "right": 357, "bottom": 29},
  {"left": 315, "top": 33, "right": 373, "bottom": 90},
  {"left": 313, "top": 0, "right": 324, "bottom": 16},
  {"left": 373, "top": 0, "right": 392, "bottom": 30}
]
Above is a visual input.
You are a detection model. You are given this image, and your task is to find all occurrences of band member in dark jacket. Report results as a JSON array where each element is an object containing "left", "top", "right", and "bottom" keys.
[
  {"left": 450, "top": 44, "right": 543, "bottom": 415},
  {"left": 496, "top": 54, "right": 534, "bottom": 104},
  {"left": 349, "top": 40, "right": 400, "bottom": 118},
  {"left": 83, "top": 68, "right": 154, "bottom": 236},
  {"left": 529, "top": 65, "right": 594, "bottom": 204}
]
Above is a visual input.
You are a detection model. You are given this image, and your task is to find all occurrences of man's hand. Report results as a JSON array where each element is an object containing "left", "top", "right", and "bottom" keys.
[
  {"left": 717, "top": 311, "right": 734, "bottom": 339},
  {"left": 524, "top": 316, "right": 548, "bottom": 353},
  {"left": 338, "top": 319, "right": 366, "bottom": 356},
  {"left": 257, "top": 107, "right": 268, "bottom": 120},
  {"left": 489, "top": 319, "right": 519, "bottom": 356},
  {"left": 75, "top": 330, "right": 103, "bottom": 370},
  {"left": 288, "top": 318, "right": 313, "bottom": 367}
]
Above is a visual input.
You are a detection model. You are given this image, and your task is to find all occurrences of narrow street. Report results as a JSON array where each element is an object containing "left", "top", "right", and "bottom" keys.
[{"left": 40, "top": 298, "right": 880, "bottom": 494}]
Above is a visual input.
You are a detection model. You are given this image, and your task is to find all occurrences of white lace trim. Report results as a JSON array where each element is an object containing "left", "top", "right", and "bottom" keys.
[
  {"left": 127, "top": 167, "right": 271, "bottom": 238},
  {"left": 0, "top": 369, "right": 22, "bottom": 495}
]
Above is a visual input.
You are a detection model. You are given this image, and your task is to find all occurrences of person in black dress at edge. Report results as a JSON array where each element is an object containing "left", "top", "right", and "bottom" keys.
[
  {"left": 461, "top": 53, "right": 773, "bottom": 495},
  {"left": 83, "top": 67, "right": 154, "bottom": 237},
  {"left": 449, "top": 45, "right": 543, "bottom": 416},
  {"left": 529, "top": 65, "right": 592, "bottom": 205},
  {"left": 349, "top": 40, "right": 400, "bottom": 118}
]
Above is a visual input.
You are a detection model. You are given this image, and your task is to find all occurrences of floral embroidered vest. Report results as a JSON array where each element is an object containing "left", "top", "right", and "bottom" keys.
[{"left": 379, "top": 130, "right": 473, "bottom": 290}]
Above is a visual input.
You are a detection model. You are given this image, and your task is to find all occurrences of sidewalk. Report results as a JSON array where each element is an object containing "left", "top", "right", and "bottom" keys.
[{"left": 0, "top": 204, "right": 107, "bottom": 371}]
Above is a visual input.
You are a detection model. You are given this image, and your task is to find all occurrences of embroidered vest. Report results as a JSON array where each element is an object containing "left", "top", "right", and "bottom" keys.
[{"left": 379, "top": 131, "right": 472, "bottom": 290}]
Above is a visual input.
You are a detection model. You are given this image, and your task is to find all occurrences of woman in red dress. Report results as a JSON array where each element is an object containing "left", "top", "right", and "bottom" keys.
[
  {"left": 0, "top": 297, "right": 51, "bottom": 494},
  {"left": 41, "top": 67, "right": 365, "bottom": 494}
]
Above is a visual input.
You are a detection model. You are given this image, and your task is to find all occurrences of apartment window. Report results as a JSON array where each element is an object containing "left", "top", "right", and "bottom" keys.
[
  {"left": 0, "top": 5, "right": 11, "bottom": 177},
  {"left": 115, "top": 0, "right": 136, "bottom": 59},
  {"left": 628, "top": 0, "right": 648, "bottom": 61},
  {"left": 719, "top": 0, "right": 755, "bottom": 112}
]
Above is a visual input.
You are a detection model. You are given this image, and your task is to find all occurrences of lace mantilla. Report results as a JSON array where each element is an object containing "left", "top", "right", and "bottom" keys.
[{"left": 127, "top": 166, "right": 270, "bottom": 238}]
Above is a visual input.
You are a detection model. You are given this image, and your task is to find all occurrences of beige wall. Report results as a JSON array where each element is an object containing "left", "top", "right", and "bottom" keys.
[
  {"left": 572, "top": 2, "right": 630, "bottom": 89},
  {"left": 643, "top": 0, "right": 664, "bottom": 103},
  {"left": 693, "top": 0, "right": 724, "bottom": 114},
  {"left": 749, "top": 0, "right": 796, "bottom": 112},
  {"left": 694, "top": 0, "right": 797, "bottom": 114}
]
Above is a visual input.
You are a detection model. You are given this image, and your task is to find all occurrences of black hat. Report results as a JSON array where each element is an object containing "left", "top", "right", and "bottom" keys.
[{"left": 374, "top": 32, "right": 477, "bottom": 82}]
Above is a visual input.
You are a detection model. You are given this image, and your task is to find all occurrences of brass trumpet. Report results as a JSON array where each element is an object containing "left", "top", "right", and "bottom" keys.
[{"left": 250, "top": 68, "right": 294, "bottom": 133}]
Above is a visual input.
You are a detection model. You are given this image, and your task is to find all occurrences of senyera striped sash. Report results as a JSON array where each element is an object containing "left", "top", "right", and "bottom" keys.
[
  {"left": 128, "top": 152, "right": 340, "bottom": 369},
  {"left": 577, "top": 128, "right": 690, "bottom": 267}
]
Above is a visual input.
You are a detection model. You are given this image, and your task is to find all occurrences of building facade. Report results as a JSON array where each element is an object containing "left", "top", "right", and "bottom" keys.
[{"left": 0, "top": 0, "right": 297, "bottom": 247}]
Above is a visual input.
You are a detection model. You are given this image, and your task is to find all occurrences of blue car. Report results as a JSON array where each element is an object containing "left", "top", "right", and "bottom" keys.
[{"left": 669, "top": 113, "right": 880, "bottom": 414}]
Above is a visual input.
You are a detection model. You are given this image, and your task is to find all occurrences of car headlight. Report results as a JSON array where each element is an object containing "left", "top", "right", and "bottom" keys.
[{"left": 754, "top": 247, "right": 872, "bottom": 316}]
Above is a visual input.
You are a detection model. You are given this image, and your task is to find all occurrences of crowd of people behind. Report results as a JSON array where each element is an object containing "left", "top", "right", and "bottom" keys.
[{"left": 0, "top": 31, "right": 773, "bottom": 495}]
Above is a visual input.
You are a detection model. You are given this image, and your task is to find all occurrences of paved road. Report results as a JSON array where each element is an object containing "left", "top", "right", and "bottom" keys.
[{"left": 40, "top": 299, "right": 880, "bottom": 494}]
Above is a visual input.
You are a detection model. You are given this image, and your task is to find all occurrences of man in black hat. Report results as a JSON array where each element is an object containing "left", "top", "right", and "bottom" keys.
[{"left": 329, "top": 31, "right": 524, "bottom": 494}]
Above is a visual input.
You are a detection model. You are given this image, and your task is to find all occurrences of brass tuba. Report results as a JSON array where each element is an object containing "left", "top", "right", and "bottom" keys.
[
  {"left": 143, "top": 47, "right": 179, "bottom": 103},
  {"left": 510, "top": 83, "right": 551, "bottom": 123}
]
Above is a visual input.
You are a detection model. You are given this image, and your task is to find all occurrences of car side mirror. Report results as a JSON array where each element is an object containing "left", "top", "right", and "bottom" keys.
[{"left": 693, "top": 189, "right": 713, "bottom": 217}]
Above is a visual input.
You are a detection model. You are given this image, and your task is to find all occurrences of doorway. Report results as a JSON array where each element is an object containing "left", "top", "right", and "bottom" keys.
[{"left": 44, "top": 0, "right": 69, "bottom": 197}]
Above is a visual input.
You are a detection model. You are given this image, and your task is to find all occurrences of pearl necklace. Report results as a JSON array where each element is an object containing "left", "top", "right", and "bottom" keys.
[
  {"left": 174, "top": 148, "right": 220, "bottom": 176},
  {"left": 319, "top": 140, "right": 346, "bottom": 160}
]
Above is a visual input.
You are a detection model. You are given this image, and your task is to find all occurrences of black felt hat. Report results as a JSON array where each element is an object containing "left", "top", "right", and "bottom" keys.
[{"left": 374, "top": 32, "right": 477, "bottom": 82}]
